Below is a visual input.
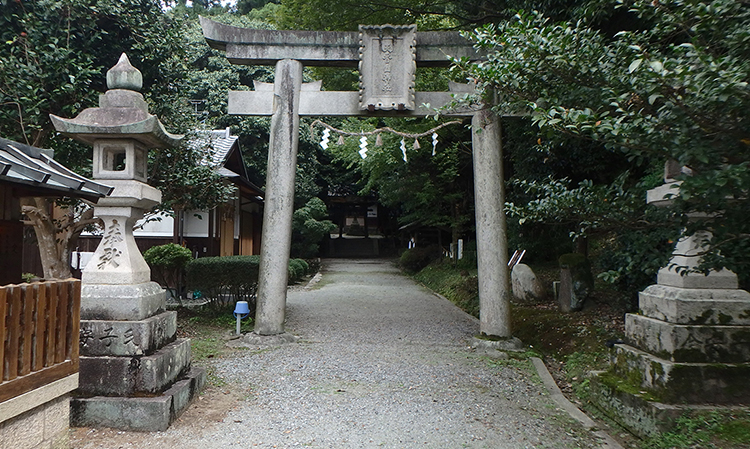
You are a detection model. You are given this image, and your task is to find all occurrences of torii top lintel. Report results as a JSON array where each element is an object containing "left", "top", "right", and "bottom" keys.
[{"left": 199, "top": 17, "right": 480, "bottom": 68}]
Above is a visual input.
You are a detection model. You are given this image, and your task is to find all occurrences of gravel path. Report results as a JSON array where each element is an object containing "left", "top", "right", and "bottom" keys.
[{"left": 77, "top": 259, "right": 610, "bottom": 448}]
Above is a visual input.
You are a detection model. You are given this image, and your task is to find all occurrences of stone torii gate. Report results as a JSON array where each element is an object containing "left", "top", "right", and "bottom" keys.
[{"left": 201, "top": 18, "right": 516, "bottom": 344}]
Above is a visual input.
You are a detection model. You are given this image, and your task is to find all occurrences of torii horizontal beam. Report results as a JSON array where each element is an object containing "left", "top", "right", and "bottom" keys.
[
  {"left": 200, "top": 17, "right": 481, "bottom": 67},
  {"left": 229, "top": 82, "right": 478, "bottom": 117}
]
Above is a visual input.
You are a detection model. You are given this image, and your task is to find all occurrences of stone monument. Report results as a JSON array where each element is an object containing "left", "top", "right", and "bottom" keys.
[
  {"left": 591, "top": 164, "right": 750, "bottom": 436},
  {"left": 50, "top": 54, "right": 205, "bottom": 431}
]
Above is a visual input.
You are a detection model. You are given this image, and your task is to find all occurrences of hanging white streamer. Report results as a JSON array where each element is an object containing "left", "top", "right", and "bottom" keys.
[
  {"left": 359, "top": 136, "right": 368, "bottom": 159},
  {"left": 432, "top": 132, "right": 438, "bottom": 156},
  {"left": 320, "top": 128, "right": 330, "bottom": 149},
  {"left": 400, "top": 139, "right": 408, "bottom": 162}
]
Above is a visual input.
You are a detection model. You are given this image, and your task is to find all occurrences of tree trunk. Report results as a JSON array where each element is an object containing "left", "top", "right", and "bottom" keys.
[
  {"left": 21, "top": 197, "right": 99, "bottom": 280},
  {"left": 575, "top": 235, "right": 589, "bottom": 258}
]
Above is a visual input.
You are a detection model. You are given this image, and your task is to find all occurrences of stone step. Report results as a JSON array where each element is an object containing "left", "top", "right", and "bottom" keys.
[
  {"left": 612, "top": 343, "right": 750, "bottom": 404},
  {"left": 71, "top": 366, "right": 206, "bottom": 432},
  {"left": 638, "top": 284, "right": 750, "bottom": 325},
  {"left": 80, "top": 311, "right": 178, "bottom": 357},
  {"left": 327, "top": 238, "right": 380, "bottom": 257},
  {"left": 625, "top": 314, "right": 750, "bottom": 363},
  {"left": 78, "top": 338, "right": 192, "bottom": 396}
]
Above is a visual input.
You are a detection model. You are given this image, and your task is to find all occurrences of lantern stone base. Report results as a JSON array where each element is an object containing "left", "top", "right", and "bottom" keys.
[
  {"left": 81, "top": 282, "right": 166, "bottom": 321},
  {"left": 74, "top": 286, "right": 205, "bottom": 432},
  {"left": 80, "top": 311, "right": 177, "bottom": 357},
  {"left": 78, "top": 339, "right": 192, "bottom": 397},
  {"left": 611, "top": 343, "right": 750, "bottom": 404},
  {"left": 588, "top": 279, "right": 750, "bottom": 437},
  {"left": 70, "top": 367, "right": 206, "bottom": 432}
]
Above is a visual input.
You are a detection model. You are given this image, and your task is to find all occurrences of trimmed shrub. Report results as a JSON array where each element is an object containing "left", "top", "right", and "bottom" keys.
[
  {"left": 144, "top": 243, "right": 193, "bottom": 303},
  {"left": 291, "top": 197, "right": 337, "bottom": 258},
  {"left": 186, "top": 255, "right": 260, "bottom": 311},
  {"left": 186, "top": 256, "right": 315, "bottom": 310},
  {"left": 288, "top": 258, "right": 310, "bottom": 284}
]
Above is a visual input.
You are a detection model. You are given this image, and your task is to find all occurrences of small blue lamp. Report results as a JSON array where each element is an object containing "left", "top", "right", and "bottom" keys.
[{"left": 233, "top": 301, "right": 251, "bottom": 335}]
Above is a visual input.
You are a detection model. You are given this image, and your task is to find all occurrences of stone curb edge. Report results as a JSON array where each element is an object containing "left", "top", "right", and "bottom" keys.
[{"left": 531, "top": 357, "right": 625, "bottom": 449}]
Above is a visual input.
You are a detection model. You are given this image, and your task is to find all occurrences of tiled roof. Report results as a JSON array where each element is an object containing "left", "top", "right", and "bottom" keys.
[
  {"left": 191, "top": 128, "right": 264, "bottom": 198},
  {"left": 193, "top": 127, "right": 238, "bottom": 168},
  {"left": 0, "top": 138, "right": 112, "bottom": 200}
]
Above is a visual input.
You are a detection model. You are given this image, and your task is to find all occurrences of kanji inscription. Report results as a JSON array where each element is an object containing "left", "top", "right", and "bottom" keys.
[{"left": 358, "top": 24, "right": 416, "bottom": 111}]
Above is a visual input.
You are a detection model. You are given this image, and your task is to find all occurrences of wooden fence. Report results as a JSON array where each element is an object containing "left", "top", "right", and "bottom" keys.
[{"left": 0, "top": 279, "right": 80, "bottom": 403}]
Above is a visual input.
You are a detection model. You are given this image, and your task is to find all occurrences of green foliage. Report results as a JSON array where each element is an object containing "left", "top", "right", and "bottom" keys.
[
  {"left": 413, "top": 261, "right": 479, "bottom": 317},
  {"left": 642, "top": 410, "right": 750, "bottom": 449},
  {"left": 143, "top": 243, "right": 193, "bottom": 269},
  {"left": 506, "top": 172, "right": 680, "bottom": 293},
  {"left": 186, "top": 255, "right": 260, "bottom": 311},
  {"left": 177, "top": 14, "right": 276, "bottom": 186},
  {"left": 324, "top": 117, "right": 474, "bottom": 245},
  {"left": 596, "top": 226, "right": 675, "bottom": 298},
  {"left": 399, "top": 245, "right": 442, "bottom": 273},
  {"left": 456, "top": 2, "right": 750, "bottom": 282},
  {"left": 291, "top": 197, "right": 336, "bottom": 258},
  {"left": 0, "top": 0, "right": 187, "bottom": 157},
  {"left": 149, "top": 130, "right": 237, "bottom": 215},
  {"left": 143, "top": 243, "right": 193, "bottom": 299},
  {"left": 287, "top": 258, "right": 310, "bottom": 284},
  {"left": 185, "top": 255, "right": 313, "bottom": 307},
  {"left": 276, "top": 0, "right": 593, "bottom": 31}
]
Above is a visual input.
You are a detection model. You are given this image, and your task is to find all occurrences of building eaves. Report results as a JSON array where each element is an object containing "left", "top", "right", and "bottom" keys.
[{"left": 0, "top": 137, "right": 112, "bottom": 201}]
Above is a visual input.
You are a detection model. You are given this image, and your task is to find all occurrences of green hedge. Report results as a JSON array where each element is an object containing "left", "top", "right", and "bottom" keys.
[
  {"left": 186, "top": 255, "right": 261, "bottom": 311},
  {"left": 186, "top": 256, "right": 314, "bottom": 311},
  {"left": 288, "top": 258, "right": 310, "bottom": 284}
]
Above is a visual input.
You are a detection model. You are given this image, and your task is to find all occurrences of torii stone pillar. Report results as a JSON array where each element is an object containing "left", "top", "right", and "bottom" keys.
[
  {"left": 202, "top": 18, "right": 517, "bottom": 341},
  {"left": 472, "top": 108, "right": 512, "bottom": 337},
  {"left": 255, "top": 59, "right": 303, "bottom": 335}
]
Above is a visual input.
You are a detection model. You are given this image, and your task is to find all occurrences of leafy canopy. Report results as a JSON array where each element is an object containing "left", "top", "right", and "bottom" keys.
[{"left": 456, "top": 0, "right": 750, "bottom": 278}]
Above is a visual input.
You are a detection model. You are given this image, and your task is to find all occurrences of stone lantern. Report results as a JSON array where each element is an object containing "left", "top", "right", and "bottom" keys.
[
  {"left": 590, "top": 162, "right": 750, "bottom": 437},
  {"left": 50, "top": 54, "right": 204, "bottom": 431},
  {"left": 52, "top": 53, "right": 180, "bottom": 297}
]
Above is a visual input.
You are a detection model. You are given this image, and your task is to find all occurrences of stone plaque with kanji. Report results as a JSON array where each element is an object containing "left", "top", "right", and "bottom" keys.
[{"left": 358, "top": 24, "right": 416, "bottom": 111}]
